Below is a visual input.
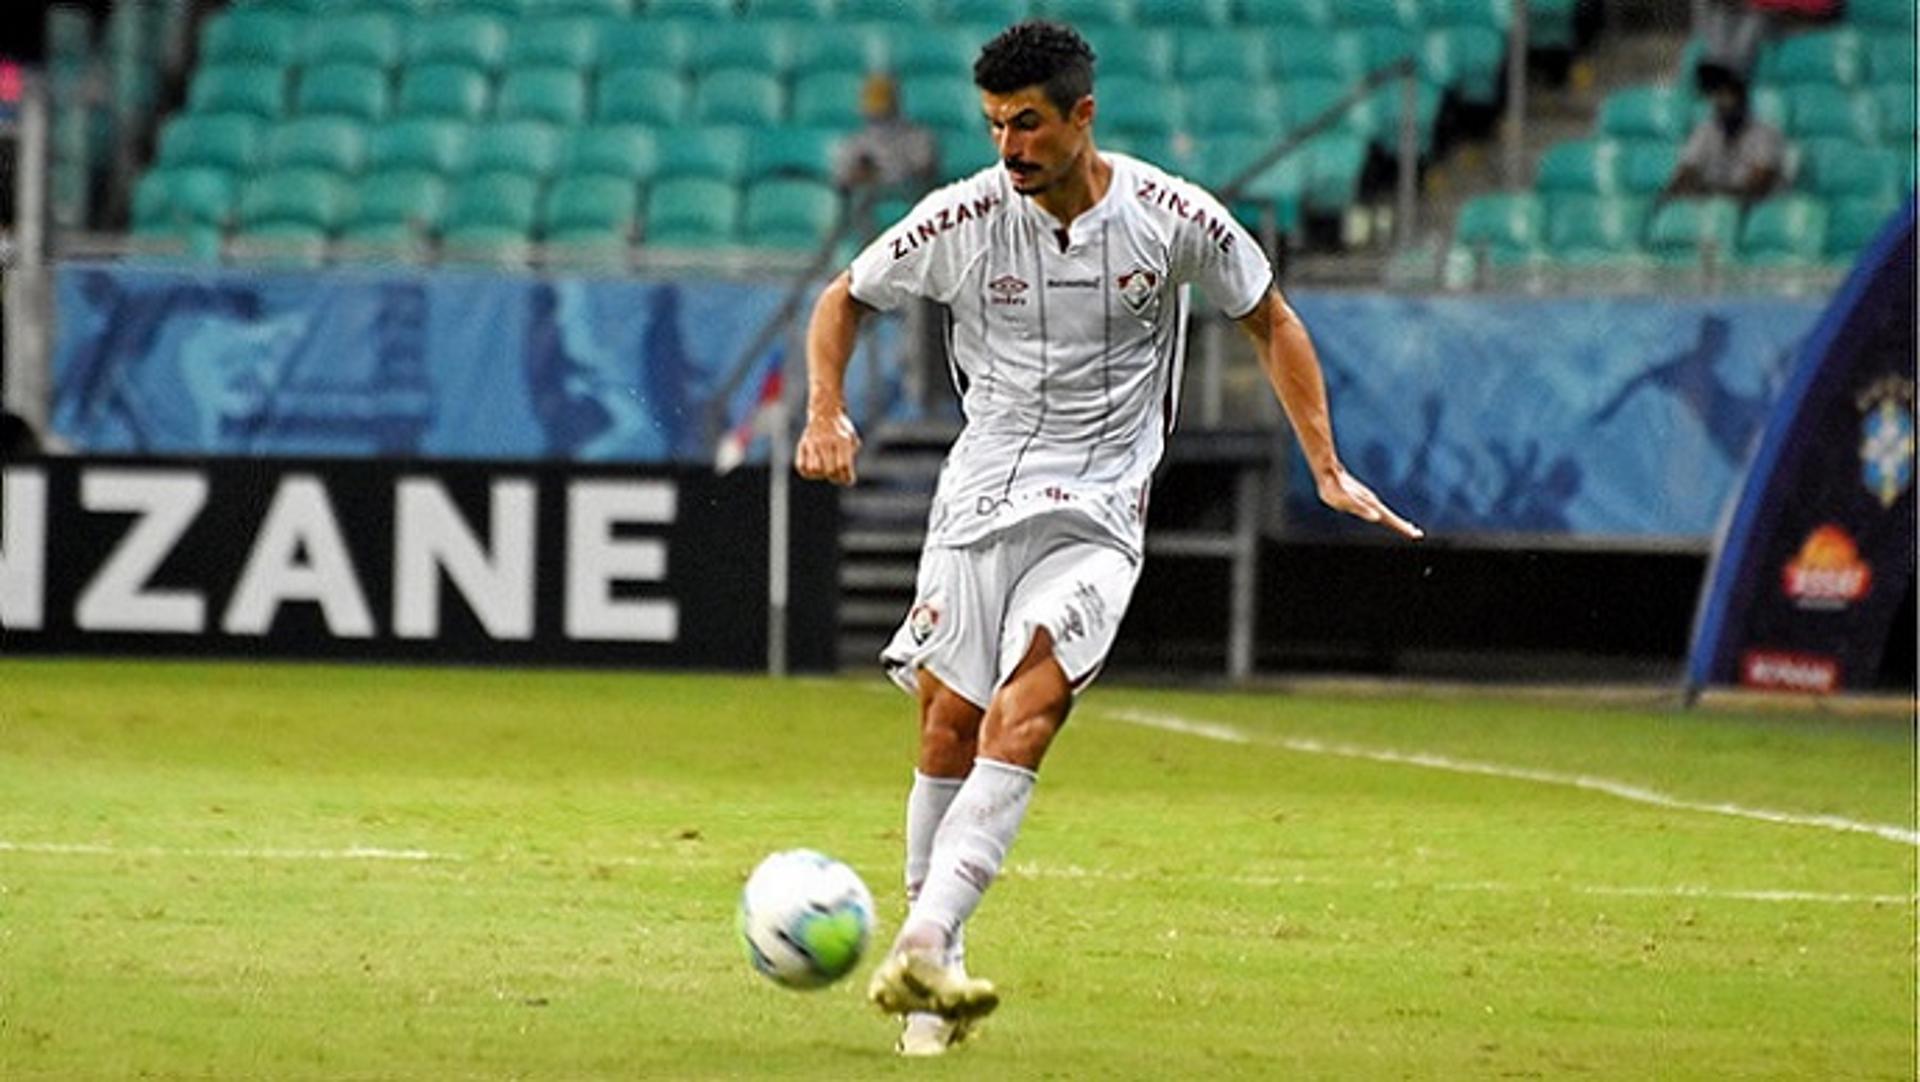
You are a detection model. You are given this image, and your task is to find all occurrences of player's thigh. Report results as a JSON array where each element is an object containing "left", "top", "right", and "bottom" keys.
[{"left": 996, "top": 528, "right": 1141, "bottom": 691}]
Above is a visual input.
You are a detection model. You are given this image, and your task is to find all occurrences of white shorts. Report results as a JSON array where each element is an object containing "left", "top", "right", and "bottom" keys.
[{"left": 881, "top": 513, "right": 1143, "bottom": 709}]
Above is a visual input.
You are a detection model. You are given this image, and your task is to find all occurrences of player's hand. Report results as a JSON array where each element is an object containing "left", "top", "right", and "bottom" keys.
[
  {"left": 1316, "top": 465, "right": 1423, "bottom": 541},
  {"left": 795, "top": 410, "right": 862, "bottom": 486}
]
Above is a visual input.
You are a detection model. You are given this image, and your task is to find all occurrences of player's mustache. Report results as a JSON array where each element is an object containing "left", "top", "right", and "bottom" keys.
[{"left": 1005, "top": 159, "right": 1039, "bottom": 174}]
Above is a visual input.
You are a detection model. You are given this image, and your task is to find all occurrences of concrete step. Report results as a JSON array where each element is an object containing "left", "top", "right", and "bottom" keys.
[
  {"left": 843, "top": 528, "right": 926, "bottom": 554},
  {"left": 842, "top": 598, "right": 907, "bottom": 628},
  {"left": 842, "top": 488, "right": 931, "bottom": 522},
  {"left": 839, "top": 562, "right": 919, "bottom": 591}
]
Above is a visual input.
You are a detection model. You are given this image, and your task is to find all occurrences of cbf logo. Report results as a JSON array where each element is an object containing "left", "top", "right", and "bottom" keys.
[{"left": 1857, "top": 376, "right": 1915, "bottom": 509}]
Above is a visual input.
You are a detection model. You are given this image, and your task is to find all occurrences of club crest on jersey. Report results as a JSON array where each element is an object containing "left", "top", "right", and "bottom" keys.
[
  {"left": 988, "top": 274, "right": 1030, "bottom": 306},
  {"left": 907, "top": 601, "right": 941, "bottom": 645},
  {"left": 1116, "top": 267, "right": 1159, "bottom": 316}
]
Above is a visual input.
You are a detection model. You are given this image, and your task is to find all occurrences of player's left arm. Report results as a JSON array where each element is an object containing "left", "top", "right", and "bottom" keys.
[{"left": 1235, "top": 288, "right": 1423, "bottom": 541}]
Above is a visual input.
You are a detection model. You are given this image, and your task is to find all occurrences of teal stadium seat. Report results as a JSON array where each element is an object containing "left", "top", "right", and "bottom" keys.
[
  {"left": 1045, "top": 0, "right": 1137, "bottom": 29},
  {"left": 745, "top": 0, "right": 837, "bottom": 18},
  {"left": 1737, "top": 194, "right": 1828, "bottom": 265},
  {"left": 1097, "top": 75, "right": 1183, "bottom": 138},
  {"left": 347, "top": 170, "right": 450, "bottom": 236},
  {"left": 1421, "top": 26, "right": 1505, "bottom": 107},
  {"left": 645, "top": 175, "right": 741, "bottom": 246},
  {"left": 1598, "top": 85, "right": 1691, "bottom": 143},
  {"left": 694, "top": 70, "right": 787, "bottom": 128},
  {"left": 886, "top": 30, "right": 980, "bottom": 80},
  {"left": 1359, "top": 25, "right": 1420, "bottom": 69},
  {"left": 1186, "top": 79, "right": 1286, "bottom": 138},
  {"left": 656, "top": 126, "right": 750, "bottom": 182},
  {"left": 304, "top": 13, "right": 404, "bottom": 69},
  {"left": 1826, "top": 197, "right": 1900, "bottom": 260},
  {"left": 1238, "top": 0, "right": 1333, "bottom": 29},
  {"left": 526, "top": 0, "right": 634, "bottom": 15},
  {"left": 1082, "top": 27, "right": 1174, "bottom": 81},
  {"left": 264, "top": 117, "right": 369, "bottom": 173},
  {"left": 1800, "top": 141, "right": 1904, "bottom": 201},
  {"left": 508, "top": 17, "right": 602, "bottom": 70},
  {"left": 840, "top": 0, "right": 935, "bottom": 21},
  {"left": 1871, "top": 86, "right": 1915, "bottom": 145},
  {"left": 747, "top": 127, "right": 840, "bottom": 182},
  {"left": 1426, "top": 0, "right": 1511, "bottom": 32},
  {"left": 939, "top": 127, "right": 998, "bottom": 181},
  {"left": 1643, "top": 196, "right": 1740, "bottom": 266},
  {"left": 599, "top": 69, "right": 691, "bottom": 128},
  {"left": 1849, "top": 0, "right": 1916, "bottom": 32},
  {"left": 239, "top": 168, "right": 357, "bottom": 233},
  {"left": 792, "top": 30, "right": 887, "bottom": 77},
  {"left": 543, "top": 174, "right": 641, "bottom": 241},
  {"left": 407, "top": 14, "right": 510, "bottom": 72},
  {"left": 1197, "top": 135, "right": 1306, "bottom": 230},
  {"left": 368, "top": 118, "right": 471, "bottom": 174},
  {"left": 200, "top": 10, "right": 300, "bottom": 66},
  {"left": 1866, "top": 38, "right": 1916, "bottom": 86},
  {"left": 1535, "top": 138, "right": 1623, "bottom": 197},
  {"left": 498, "top": 67, "right": 590, "bottom": 126},
  {"left": 444, "top": 171, "right": 544, "bottom": 234},
  {"left": 1176, "top": 30, "right": 1269, "bottom": 83},
  {"left": 1135, "top": 0, "right": 1231, "bottom": 28},
  {"left": 943, "top": 0, "right": 1032, "bottom": 24},
  {"left": 699, "top": 22, "right": 797, "bottom": 78},
  {"left": 1273, "top": 31, "right": 1366, "bottom": 84},
  {"left": 1332, "top": 0, "right": 1417, "bottom": 32},
  {"left": 157, "top": 114, "right": 264, "bottom": 173},
  {"left": 1302, "top": 132, "right": 1367, "bottom": 214},
  {"left": 1528, "top": 0, "right": 1578, "bottom": 51},
  {"left": 134, "top": 167, "right": 239, "bottom": 229},
  {"left": 792, "top": 71, "right": 870, "bottom": 127},
  {"left": 398, "top": 64, "right": 493, "bottom": 120},
  {"left": 649, "top": 0, "right": 740, "bottom": 20},
  {"left": 1366, "top": 78, "right": 1442, "bottom": 155},
  {"left": 1281, "top": 77, "right": 1377, "bottom": 142},
  {"left": 295, "top": 64, "right": 392, "bottom": 123},
  {"left": 1783, "top": 85, "right": 1880, "bottom": 145},
  {"left": 1451, "top": 192, "right": 1544, "bottom": 266},
  {"left": 567, "top": 125, "right": 660, "bottom": 180},
  {"left": 467, "top": 120, "right": 566, "bottom": 178},
  {"left": 1543, "top": 195, "right": 1648, "bottom": 263},
  {"left": 1760, "top": 29, "right": 1863, "bottom": 87},
  {"left": 743, "top": 178, "right": 842, "bottom": 249},
  {"left": 189, "top": 65, "right": 289, "bottom": 120},
  {"left": 601, "top": 21, "right": 696, "bottom": 74},
  {"left": 901, "top": 75, "right": 982, "bottom": 132},
  {"left": 1620, "top": 140, "right": 1680, "bottom": 197}
]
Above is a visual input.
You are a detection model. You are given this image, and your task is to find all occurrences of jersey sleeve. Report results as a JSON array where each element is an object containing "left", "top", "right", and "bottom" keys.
[
  {"left": 846, "top": 182, "right": 979, "bottom": 311},
  {"left": 1168, "top": 183, "right": 1273, "bottom": 319}
]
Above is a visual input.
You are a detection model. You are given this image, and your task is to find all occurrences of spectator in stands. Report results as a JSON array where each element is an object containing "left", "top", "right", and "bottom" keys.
[
  {"left": 1665, "top": 63, "right": 1785, "bottom": 204},
  {"left": 832, "top": 74, "right": 939, "bottom": 204}
]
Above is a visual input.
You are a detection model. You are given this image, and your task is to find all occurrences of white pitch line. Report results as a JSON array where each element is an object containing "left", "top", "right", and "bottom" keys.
[{"left": 1104, "top": 708, "right": 1920, "bottom": 848}]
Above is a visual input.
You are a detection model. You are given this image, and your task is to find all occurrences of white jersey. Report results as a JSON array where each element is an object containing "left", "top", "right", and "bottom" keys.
[{"left": 849, "top": 152, "right": 1272, "bottom": 558}]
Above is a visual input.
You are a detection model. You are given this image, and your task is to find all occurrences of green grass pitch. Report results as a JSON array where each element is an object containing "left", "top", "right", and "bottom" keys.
[{"left": 1, "top": 659, "right": 1913, "bottom": 1080}]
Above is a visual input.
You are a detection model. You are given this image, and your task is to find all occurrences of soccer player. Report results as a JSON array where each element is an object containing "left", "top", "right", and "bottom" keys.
[{"left": 794, "top": 21, "right": 1422, "bottom": 1056}]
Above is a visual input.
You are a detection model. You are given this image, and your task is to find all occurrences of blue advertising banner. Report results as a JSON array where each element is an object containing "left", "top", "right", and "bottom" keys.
[
  {"left": 50, "top": 264, "right": 896, "bottom": 465},
  {"left": 1284, "top": 292, "right": 1824, "bottom": 538}
]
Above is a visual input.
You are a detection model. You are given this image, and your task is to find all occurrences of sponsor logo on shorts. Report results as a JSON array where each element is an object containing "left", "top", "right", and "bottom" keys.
[
  {"left": 1781, "top": 524, "right": 1871, "bottom": 611},
  {"left": 1740, "top": 649, "right": 1840, "bottom": 693}
]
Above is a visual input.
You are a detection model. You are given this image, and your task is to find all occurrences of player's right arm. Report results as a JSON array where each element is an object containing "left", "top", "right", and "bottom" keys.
[{"left": 795, "top": 270, "right": 870, "bottom": 487}]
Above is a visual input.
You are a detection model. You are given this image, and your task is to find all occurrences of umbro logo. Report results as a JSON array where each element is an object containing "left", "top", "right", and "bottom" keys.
[{"left": 988, "top": 274, "right": 1029, "bottom": 306}]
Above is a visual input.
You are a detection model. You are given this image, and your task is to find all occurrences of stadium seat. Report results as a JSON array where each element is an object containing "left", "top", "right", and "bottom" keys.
[
  {"left": 1534, "top": 138, "right": 1623, "bottom": 197},
  {"left": 1420, "top": 26, "right": 1504, "bottom": 107},
  {"left": 1081, "top": 27, "right": 1174, "bottom": 80},
  {"left": 1543, "top": 195, "right": 1648, "bottom": 263},
  {"left": 1186, "top": 79, "right": 1286, "bottom": 138},
  {"left": 1332, "top": 0, "right": 1417, "bottom": 32},
  {"left": 188, "top": 65, "right": 289, "bottom": 120},
  {"left": 746, "top": 126, "right": 841, "bottom": 182},
  {"left": 1871, "top": 86, "right": 1915, "bottom": 145},
  {"left": 347, "top": 169, "right": 450, "bottom": 239},
  {"left": 699, "top": 22, "right": 798, "bottom": 78},
  {"left": 239, "top": 168, "right": 357, "bottom": 232},
  {"left": 1620, "top": 140, "right": 1680, "bottom": 197},
  {"left": 1365, "top": 78, "right": 1441, "bottom": 155},
  {"left": 1865, "top": 38, "right": 1916, "bottom": 86},
  {"left": 1800, "top": 141, "right": 1905, "bottom": 202},
  {"left": 157, "top": 114, "right": 265, "bottom": 173},
  {"left": 791, "top": 71, "right": 871, "bottom": 127},
  {"left": 1783, "top": 85, "right": 1880, "bottom": 145},
  {"left": 295, "top": 64, "right": 393, "bottom": 123},
  {"left": 938, "top": 126, "right": 997, "bottom": 181},
  {"left": 543, "top": 174, "right": 641, "bottom": 240},
  {"left": 200, "top": 10, "right": 301, "bottom": 66},
  {"left": 498, "top": 67, "right": 590, "bottom": 126},
  {"left": 397, "top": 64, "right": 494, "bottom": 120},
  {"left": 507, "top": 17, "right": 602, "bottom": 70},
  {"left": 264, "top": 117, "right": 369, "bottom": 174},
  {"left": 1197, "top": 135, "right": 1305, "bottom": 229},
  {"left": 1529, "top": 0, "right": 1578, "bottom": 50},
  {"left": 1174, "top": 30, "right": 1269, "bottom": 83},
  {"left": 367, "top": 118, "right": 472, "bottom": 174},
  {"left": 645, "top": 175, "right": 741, "bottom": 246},
  {"left": 745, "top": 0, "right": 838, "bottom": 18},
  {"left": 649, "top": 0, "right": 741, "bottom": 19},
  {"left": 1302, "top": 132, "right": 1367, "bottom": 214},
  {"left": 1598, "top": 85, "right": 1691, "bottom": 144},
  {"left": 444, "top": 171, "right": 544, "bottom": 233},
  {"left": 1045, "top": 0, "right": 1137, "bottom": 28},
  {"left": 743, "top": 178, "right": 842, "bottom": 249},
  {"left": 792, "top": 29, "right": 886, "bottom": 76},
  {"left": 1759, "top": 29, "right": 1864, "bottom": 88},
  {"left": 134, "top": 167, "right": 239, "bottom": 228},
  {"left": 304, "top": 13, "right": 404, "bottom": 68},
  {"left": 1272, "top": 30, "right": 1366, "bottom": 84},
  {"left": 900, "top": 75, "right": 981, "bottom": 132},
  {"left": 566, "top": 125, "right": 660, "bottom": 180},
  {"left": 1237, "top": 0, "right": 1333, "bottom": 29},
  {"left": 1281, "top": 77, "right": 1378, "bottom": 142},
  {"left": 694, "top": 70, "right": 787, "bottom": 128},
  {"left": 1736, "top": 194, "right": 1828, "bottom": 265},
  {"left": 839, "top": 0, "right": 935, "bottom": 20},
  {"left": 1825, "top": 196, "right": 1899, "bottom": 259},
  {"left": 600, "top": 21, "right": 697, "bottom": 74},
  {"left": 600, "top": 69, "right": 691, "bottom": 129},
  {"left": 1848, "top": 0, "right": 1917, "bottom": 32},
  {"left": 467, "top": 120, "right": 566, "bottom": 178},
  {"left": 526, "top": 0, "right": 634, "bottom": 15},
  {"left": 1097, "top": 75, "right": 1183, "bottom": 138},
  {"left": 942, "top": 0, "right": 1031, "bottom": 23},
  {"left": 1643, "top": 196, "right": 1740, "bottom": 266},
  {"left": 656, "top": 126, "right": 750, "bottom": 182},
  {"left": 884, "top": 28, "right": 979, "bottom": 79},
  {"left": 407, "top": 14, "right": 511, "bottom": 72},
  {"left": 1147, "top": 0, "right": 1237, "bottom": 27},
  {"left": 1359, "top": 25, "right": 1420, "bottom": 69},
  {"left": 1426, "top": 0, "right": 1510, "bottom": 31},
  {"left": 1451, "top": 191, "right": 1543, "bottom": 264}
]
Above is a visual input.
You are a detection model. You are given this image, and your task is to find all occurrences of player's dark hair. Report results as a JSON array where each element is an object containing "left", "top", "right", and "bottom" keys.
[{"left": 973, "top": 21, "right": 1096, "bottom": 119}]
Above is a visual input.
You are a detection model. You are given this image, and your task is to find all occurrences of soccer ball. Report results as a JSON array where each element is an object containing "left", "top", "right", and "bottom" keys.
[{"left": 738, "top": 849, "right": 875, "bottom": 990}]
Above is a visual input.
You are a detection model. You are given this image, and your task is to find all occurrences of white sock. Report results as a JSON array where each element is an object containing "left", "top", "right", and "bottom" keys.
[
  {"left": 904, "top": 770, "right": 965, "bottom": 905},
  {"left": 900, "top": 758, "right": 1037, "bottom": 952}
]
